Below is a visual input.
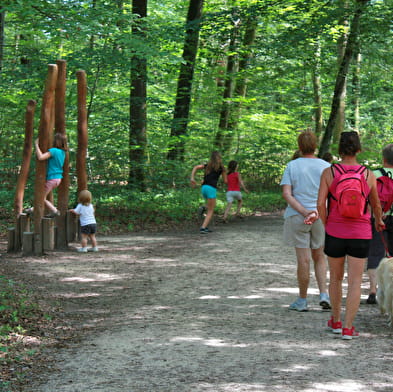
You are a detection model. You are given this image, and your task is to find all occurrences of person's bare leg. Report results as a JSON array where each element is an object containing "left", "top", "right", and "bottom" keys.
[
  {"left": 344, "top": 256, "right": 366, "bottom": 329},
  {"left": 295, "top": 248, "right": 311, "bottom": 298},
  {"left": 312, "top": 247, "right": 328, "bottom": 294},
  {"left": 367, "top": 268, "right": 377, "bottom": 294},
  {"left": 223, "top": 202, "right": 232, "bottom": 221},
  {"left": 235, "top": 199, "right": 242, "bottom": 216},
  {"left": 202, "top": 198, "right": 216, "bottom": 229},
  {"left": 328, "top": 256, "right": 345, "bottom": 322}
]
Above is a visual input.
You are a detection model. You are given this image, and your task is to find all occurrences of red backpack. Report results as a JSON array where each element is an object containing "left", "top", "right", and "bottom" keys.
[
  {"left": 330, "top": 164, "right": 369, "bottom": 218},
  {"left": 376, "top": 168, "right": 393, "bottom": 213}
]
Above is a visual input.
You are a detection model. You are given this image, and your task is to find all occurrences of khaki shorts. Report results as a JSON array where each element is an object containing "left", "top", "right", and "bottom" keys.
[{"left": 283, "top": 214, "right": 325, "bottom": 249}]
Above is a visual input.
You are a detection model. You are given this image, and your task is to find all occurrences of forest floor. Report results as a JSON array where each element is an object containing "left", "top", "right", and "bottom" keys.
[{"left": 1, "top": 212, "right": 393, "bottom": 392}]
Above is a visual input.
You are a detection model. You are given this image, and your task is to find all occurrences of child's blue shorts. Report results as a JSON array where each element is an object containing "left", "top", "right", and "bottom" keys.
[{"left": 201, "top": 185, "right": 217, "bottom": 199}]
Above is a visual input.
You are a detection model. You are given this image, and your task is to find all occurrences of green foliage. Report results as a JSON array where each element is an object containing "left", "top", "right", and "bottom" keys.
[{"left": 0, "top": 277, "right": 40, "bottom": 336}]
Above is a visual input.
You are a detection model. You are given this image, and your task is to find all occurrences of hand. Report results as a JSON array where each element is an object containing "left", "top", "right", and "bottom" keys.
[
  {"left": 304, "top": 210, "right": 318, "bottom": 225},
  {"left": 375, "top": 219, "right": 386, "bottom": 232},
  {"left": 190, "top": 179, "right": 196, "bottom": 188}
]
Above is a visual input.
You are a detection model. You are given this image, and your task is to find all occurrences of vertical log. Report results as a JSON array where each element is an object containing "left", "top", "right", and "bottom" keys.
[
  {"left": 42, "top": 217, "right": 55, "bottom": 251},
  {"left": 33, "top": 64, "right": 58, "bottom": 256},
  {"left": 14, "top": 100, "right": 36, "bottom": 217},
  {"left": 22, "top": 232, "right": 34, "bottom": 256},
  {"left": 76, "top": 70, "right": 88, "bottom": 193},
  {"left": 15, "top": 213, "right": 30, "bottom": 251},
  {"left": 55, "top": 59, "right": 69, "bottom": 248},
  {"left": 7, "top": 228, "right": 15, "bottom": 252}
]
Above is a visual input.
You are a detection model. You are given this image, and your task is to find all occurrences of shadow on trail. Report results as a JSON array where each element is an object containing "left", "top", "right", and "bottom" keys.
[{"left": 2, "top": 214, "right": 393, "bottom": 391}]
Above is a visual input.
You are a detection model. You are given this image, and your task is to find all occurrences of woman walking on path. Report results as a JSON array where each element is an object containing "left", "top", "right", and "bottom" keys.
[
  {"left": 280, "top": 130, "right": 331, "bottom": 312},
  {"left": 223, "top": 160, "right": 249, "bottom": 223},
  {"left": 190, "top": 151, "right": 227, "bottom": 234},
  {"left": 317, "top": 131, "right": 384, "bottom": 340}
]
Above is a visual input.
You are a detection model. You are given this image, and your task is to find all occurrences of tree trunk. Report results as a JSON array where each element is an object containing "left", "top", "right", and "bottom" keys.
[
  {"left": 318, "top": 0, "right": 369, "bottom": 158},
  {"left": 312, "top": 39, "right": 323, "bottom": 137},
  {"left": 214, "top": 16, "right": 241, "bottom": 152},
  {"left": 129, "top": 0, "right": 148, "bottom": 190},
  {"left": 350, "top": 17, "right": 362, "bottom": 133},
  {"left": 76, "top": 70, "right": 88, "bottom": 193},
  {"left": 33, "top": 64, "right": 58, "bottom": 256},
  {"left": 226, "top": 15, "right": 257, "bottom": 153},
  {"left": 0, "top": 11, "right": 5, "bottom": 72},
  {"left": 14, "top": 100, "right": 36, "bottom": 217},
  {"left": 333, "top": 2, "right": 349, "bottom": 143},
  {"left": 167, "top": 0, "right": 204, "bottom": 161}
]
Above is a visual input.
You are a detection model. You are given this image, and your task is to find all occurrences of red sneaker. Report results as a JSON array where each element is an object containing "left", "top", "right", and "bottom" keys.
[
  {"left": 327, "top": 316, "right": 342, "bottom": 334},
  {"left": 342, "top": 327, "right": 359, "bottom": 340}
]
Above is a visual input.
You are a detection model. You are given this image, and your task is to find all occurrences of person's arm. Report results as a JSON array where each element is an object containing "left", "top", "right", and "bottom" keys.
[
  {"left": 238, "top": 173, "right": 249, "bottom": 193},
  {"left": 35, "top": 138, "right": 51, "bottom": 161},
  {"left": 190, "top": 164, "right": 204, "bottom": 187},
  {"left": 368, "top": 171, "right": 385, "bottom": 232},
  {"left": 282, "top": 184, "right": 313, "bottom": 218},
  {"left": 221, "top": 169, "right": 227, "bottom": 185},
  {"left": 316, "top": 168, "right": 331, "bottom": 226}
]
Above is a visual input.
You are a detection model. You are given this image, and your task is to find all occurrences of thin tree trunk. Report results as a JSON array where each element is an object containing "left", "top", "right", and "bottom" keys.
[
  {"left": 33, "top": 64, "right": 58, "bottom": 256},
  {"left": 351, "top": 51, "right": 361, "bottom": 132},
  {"left": 76, "top": 70, "right": 88, "bottom": 193},
  {"left": 0, "top": 11, "right": 5, "bottom": 72},
  {"left": 312, "top": 39, "right": 323, "bottom": 137},
  {"left": 333, "top": 0, "right": 349, "bottom": 143},
  {"left": 167, "top": 0, "right": 204, "bottom": 161},
  {"left": 214, "top": 16, "right": 241, "bottom": 151},
  {"left": 319, "top": 0, "right": 369, "bottom": 158},
  {"left": 226, "top": 15, "right": 257, "bottom": 153},
  {"left": 129, "top": 0, "right": 147, "bottom": 189}
]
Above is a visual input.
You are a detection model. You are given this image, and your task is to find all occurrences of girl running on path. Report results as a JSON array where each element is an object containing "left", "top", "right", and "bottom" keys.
[
  {"left": 190, "top": 151, "right": 227, "bottom": 234},
  {"left": 223, "top": 160, "right": 249, "bottom": 222}
]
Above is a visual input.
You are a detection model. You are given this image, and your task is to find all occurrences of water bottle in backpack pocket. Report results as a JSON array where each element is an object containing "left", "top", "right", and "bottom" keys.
[{"left": 330, "top": 164, "right": 369, "bottom": 218}]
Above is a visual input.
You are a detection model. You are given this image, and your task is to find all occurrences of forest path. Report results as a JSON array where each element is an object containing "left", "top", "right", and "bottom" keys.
[{"left": 2, "top": 213, "right": 393, "bottom": 392}]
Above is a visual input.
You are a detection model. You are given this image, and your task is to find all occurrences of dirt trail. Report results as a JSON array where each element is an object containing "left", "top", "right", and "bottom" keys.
[{"left": 2, "top": 213, "right": 393, "bottom": 392}]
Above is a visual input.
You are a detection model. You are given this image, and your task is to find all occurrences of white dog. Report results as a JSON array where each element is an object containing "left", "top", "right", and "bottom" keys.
[{"left": 377, "top": 256, "right": 393, "bottom": 327}]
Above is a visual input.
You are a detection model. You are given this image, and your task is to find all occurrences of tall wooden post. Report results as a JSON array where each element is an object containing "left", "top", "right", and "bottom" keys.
[
  {"left": 14, "top": 100, "right": 36, "bottom": 217},
  {"left": 55, "top": 59, "right": 69, "bottom": 248},
  {"left": 76, "top": 70, "right": 88, "bottom": 193},
  {"left": 33, "top": 64, "right": 58, "bottom": 256}
]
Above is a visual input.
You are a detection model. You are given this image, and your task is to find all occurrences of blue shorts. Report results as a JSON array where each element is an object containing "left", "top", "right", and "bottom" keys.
[{"left": 201, "top": 185, "right": 217, "bottom": 199}]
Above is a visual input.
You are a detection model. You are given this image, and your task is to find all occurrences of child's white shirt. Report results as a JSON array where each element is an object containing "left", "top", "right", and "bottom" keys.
[{"left": 74, "top": 203, "right": 96, "bottom": 226}]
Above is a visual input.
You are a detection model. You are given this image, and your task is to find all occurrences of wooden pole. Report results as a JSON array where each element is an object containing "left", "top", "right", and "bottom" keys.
[
  {"left": 14, "top": 100, "right": 36, "bottom": 217},
  {"left": 33, "top": 64, "right": 58, "bottom": 256},
  {"left": 55, "top": 59, "right": 69, "bottom": 248},
  {"left": 76, "top": 70, "right": 88, "bottom": 193}
]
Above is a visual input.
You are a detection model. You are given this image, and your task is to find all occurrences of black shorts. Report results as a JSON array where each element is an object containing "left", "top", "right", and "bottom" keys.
[
  {"left": 81, "top": 224, "right": 97, "bottom": 235},
  {"left": 368, "top": 216, "right": 393, "bottom": 269},
  {"left": 324, "top": 233, "right": 370, "bottom": 259}
]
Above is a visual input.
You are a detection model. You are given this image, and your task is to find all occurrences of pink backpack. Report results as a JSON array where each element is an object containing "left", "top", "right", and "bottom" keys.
[
  {"left": 376, "top": 168, "right": 393, "bottom": 213},
  {"left": 331, "top": 164, "right": 369, "bottom": 218}
]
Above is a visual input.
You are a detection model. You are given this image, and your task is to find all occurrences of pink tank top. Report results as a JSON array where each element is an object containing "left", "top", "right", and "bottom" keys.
[
  {"left": 325, "top": 164, "right": 372, "bottom": 239},
  {"left": 227, "top": 172, "right": 240, "bottom": 191}
]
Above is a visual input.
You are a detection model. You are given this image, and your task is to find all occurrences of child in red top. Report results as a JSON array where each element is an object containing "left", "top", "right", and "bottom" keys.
[{"left": 223, "top": 160, "right": 249, "bottom": 222}]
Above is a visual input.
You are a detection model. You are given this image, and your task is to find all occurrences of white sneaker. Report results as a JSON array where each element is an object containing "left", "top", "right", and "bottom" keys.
[
  {"left": 87, "top": 247, "right": 99, "bottom": 252},
  {"left": 77, "top": 247, "right": 88, "bottom": 253}
]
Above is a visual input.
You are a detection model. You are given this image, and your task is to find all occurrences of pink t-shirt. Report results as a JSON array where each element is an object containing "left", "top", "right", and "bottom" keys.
[
  {"left": 326, "top": 164, "right": 372, "bottom": 239},
  {"left": 227, "top": 172, "right": 240, "bottom": 191}
]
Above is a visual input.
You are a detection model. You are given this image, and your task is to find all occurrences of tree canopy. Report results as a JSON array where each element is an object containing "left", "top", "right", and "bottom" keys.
[{"left": 1, "top": 0, "right": 393, "bottom": 193}]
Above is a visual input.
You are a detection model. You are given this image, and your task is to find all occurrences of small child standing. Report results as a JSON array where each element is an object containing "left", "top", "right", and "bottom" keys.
[
  {"left": 70, "top": 190, "right": 98, "bottom": 253},
  {"left": 223, "top": 160, "right": 249, "bottom": 222}
]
